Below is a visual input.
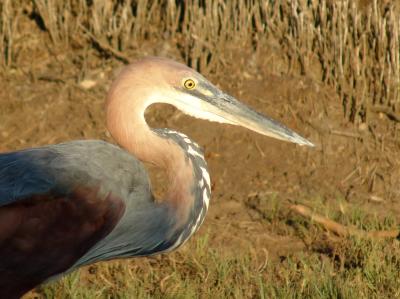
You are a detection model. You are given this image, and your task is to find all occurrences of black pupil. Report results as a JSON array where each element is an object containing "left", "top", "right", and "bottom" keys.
[{"left": 187, "top": 81, "right": 193, "bottom": 87}]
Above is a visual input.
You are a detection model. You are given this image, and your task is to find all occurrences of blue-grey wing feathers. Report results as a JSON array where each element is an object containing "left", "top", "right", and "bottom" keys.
[
  {"left": 0, "top": 140, "right": 150, "bottom": 206},
  {"left": 0, "top": 149, "right": 57, "bottom": 206},
  {"left": 0, "top": 139, "right": 184, "bottom": 269}
]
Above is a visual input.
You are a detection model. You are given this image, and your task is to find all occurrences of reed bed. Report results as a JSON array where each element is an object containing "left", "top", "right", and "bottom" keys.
[{"left": 1, "top": 0, "right": 398, "bottom": 124}]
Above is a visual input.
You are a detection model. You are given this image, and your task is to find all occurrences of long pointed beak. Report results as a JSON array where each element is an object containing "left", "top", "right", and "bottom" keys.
[{"left": 208, "top": 92, "right": 314, "bottom": 147}]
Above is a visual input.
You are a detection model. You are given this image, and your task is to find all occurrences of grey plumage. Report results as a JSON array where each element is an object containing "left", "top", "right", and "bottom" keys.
[
  {"left": 0, "top": 140, "right": 147, "bottom": 207},
  {"left": 76, "top": 129, "right": 211, "bottom": 267},
  {"left": 0, "top": 133, "right": 209, "bottom": 270}
]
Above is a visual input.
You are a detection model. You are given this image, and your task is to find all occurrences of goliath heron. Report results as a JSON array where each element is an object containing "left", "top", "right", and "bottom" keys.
[{"left": 0, "top": 57, "right": 313, "bottom": 298}]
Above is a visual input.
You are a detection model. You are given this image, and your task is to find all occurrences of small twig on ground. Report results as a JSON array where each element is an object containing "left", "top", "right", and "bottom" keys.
[
  {"left": 254, "top": 139, "right": 265, "bottom": 158},
  {"left": 330, "top": 130, "right": 361, "bottom": 139},
  {"left": 305, "top": 119, "right": 361, "bottom": 139},
  {"left": 38, "top": 75, "right": 99, "bottom": 101},
  {"left": 79, "top": 24, "right": 132, "bottom": 64},
  {"left": 370, "top": 105, "right": 400, "bottom": 123},
  {"left": 289, "top": 204, "right": 400, "bottom": 239}
]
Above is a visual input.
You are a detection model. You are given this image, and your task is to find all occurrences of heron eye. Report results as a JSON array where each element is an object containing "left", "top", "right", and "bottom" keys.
[{"left": 184, "top": 79, "right": 196, "bottom": 90}]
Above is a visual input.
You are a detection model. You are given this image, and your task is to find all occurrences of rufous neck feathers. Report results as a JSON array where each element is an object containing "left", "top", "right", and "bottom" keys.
[{"left": 105, "top": 67, "right": 195, "bottom": 214}]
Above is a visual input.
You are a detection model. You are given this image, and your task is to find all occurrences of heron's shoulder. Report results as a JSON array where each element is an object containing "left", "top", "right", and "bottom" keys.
[
  {"left": 51, "top": 140, "right": 150, "bottom": 193},
  {"left": 0, "top": 140, "right": 149, "bottom": 206},
  {"left": 52, "top": 140, "right": 140, "bottom": 163},
  {"left": 10, "top": 140, "right": 146, "bottom": 175}
]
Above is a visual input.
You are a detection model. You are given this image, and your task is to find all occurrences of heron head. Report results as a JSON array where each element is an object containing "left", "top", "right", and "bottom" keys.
[{"left": 114, "top": 57, "right": 314, "bottom": 147}]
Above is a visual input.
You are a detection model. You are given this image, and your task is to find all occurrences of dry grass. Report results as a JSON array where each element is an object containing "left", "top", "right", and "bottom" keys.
[
  {"left": 36, "top": 194, "right": 400, "bottom": 299},
  {"left": 1, "top": 0, "right": 399, "bottom": 123},
  {"left": 0, "top": 0, "right": 21, "bottom": 69}
]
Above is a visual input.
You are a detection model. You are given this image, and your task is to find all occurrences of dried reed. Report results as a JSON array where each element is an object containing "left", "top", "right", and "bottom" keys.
[{"left": 1, "top": 0, "right": 399, "bottom": 123}]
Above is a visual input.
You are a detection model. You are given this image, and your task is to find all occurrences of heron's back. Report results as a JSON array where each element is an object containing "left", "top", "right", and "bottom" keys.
[
  {"left": 0, "top": 140, "right": 151, "bottom": 207},
  {"left": 0, "top": 140, "right": 153, "bottom": 297}
]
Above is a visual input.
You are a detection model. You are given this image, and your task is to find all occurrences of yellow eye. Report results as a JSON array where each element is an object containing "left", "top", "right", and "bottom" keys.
[{"left": 184, "top": 79, "right": 196, "bottom": 90}]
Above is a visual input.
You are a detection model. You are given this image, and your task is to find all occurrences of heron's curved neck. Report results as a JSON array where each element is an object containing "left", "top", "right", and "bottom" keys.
[{"left": 106, "top": 85, "right": 195, "bottom": 219}]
